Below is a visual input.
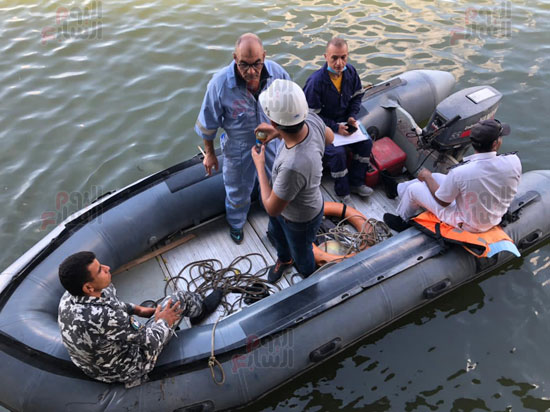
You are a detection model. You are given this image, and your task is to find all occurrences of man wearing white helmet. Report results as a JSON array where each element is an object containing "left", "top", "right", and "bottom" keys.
[{"left": 251, "top": 79, "right": 334, "bottom": 282}]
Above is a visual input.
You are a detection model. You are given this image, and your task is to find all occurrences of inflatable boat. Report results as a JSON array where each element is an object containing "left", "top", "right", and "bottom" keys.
[{"left": 1, "top": 70, "right": 548, "bottom": 412}]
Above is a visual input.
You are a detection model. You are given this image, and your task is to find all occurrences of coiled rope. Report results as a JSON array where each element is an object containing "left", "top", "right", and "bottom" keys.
[
  {"left": 164, "top": 253, "right": 281, "bottom": 317},
  {"left": 318, "top": 214, "right": 393, "bottom": 257}
]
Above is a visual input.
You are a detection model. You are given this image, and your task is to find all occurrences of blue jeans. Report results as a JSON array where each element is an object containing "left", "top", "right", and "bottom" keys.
[{"left": 268, "top": 207, "right": 324, "bottom": 277}]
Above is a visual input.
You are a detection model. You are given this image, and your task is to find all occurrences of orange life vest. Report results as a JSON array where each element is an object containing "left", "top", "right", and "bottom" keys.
[{"left": 411, "top": 211, "right": 520, "bottom": 258}]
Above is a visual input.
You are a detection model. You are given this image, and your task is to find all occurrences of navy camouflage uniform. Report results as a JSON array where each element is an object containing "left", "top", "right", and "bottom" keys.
[
  {"left": 58, "top": 284, "right": 203, "bottom": 387},
  {"left": 303, "top": 62, "right": 372, "bottom": 197}
]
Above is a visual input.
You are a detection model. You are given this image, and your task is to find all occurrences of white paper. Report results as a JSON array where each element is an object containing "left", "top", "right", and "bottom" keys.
[{"left": 332, "top": 127, "right": 368, "bottom": 147}]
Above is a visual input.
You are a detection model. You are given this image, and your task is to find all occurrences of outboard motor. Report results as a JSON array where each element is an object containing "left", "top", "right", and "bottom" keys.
[{"left": 393, "top": 85, "right": 503, "bottom": 175}]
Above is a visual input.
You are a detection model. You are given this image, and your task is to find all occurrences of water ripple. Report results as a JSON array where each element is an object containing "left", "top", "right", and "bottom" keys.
[{"left": 1, "top": 1, "right": 550, "bottom": 410}]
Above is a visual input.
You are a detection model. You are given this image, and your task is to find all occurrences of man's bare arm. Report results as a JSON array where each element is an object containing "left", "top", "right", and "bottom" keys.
[{"left": 417, "top": 168, "right": 450, "bottom": 207}]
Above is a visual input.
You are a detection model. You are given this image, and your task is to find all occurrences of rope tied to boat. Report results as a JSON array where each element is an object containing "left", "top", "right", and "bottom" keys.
[{"left": 208, "top": 317, "right": 225, "bottom": 385}]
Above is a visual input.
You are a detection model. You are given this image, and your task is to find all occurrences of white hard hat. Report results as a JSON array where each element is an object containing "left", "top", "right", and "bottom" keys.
[{"left": 259, "top": 79, "right": 309, "bottom": 126}]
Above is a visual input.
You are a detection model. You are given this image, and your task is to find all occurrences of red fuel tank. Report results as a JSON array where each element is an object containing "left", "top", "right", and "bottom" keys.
[{"left": 371, "top": 137, "right": 407, "bottom": 176}]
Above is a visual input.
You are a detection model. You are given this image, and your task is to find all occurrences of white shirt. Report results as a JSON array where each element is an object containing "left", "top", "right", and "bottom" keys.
[{"left": 435, "top": 152, "right": 522, "bottom": 232}]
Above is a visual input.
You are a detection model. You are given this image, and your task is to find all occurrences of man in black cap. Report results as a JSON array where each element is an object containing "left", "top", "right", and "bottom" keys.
[{"left": 384, "top": 119, "right": 522, "bottom": 232}]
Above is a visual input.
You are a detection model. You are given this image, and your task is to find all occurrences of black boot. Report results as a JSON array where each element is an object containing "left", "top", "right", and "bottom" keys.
[
  {"left": 190, "top": 289, "right": 224, "bottom": 325},
  {"left": 383, "top": 213, "right": 411, "bottom": 232},
  {"left": 267, "top": 259, "right": 294, "bottom": 284},
  {"left": 380, "top": 170, "right": 398, "bottom": 199}
]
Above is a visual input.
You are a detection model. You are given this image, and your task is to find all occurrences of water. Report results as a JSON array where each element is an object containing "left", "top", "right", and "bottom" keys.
[{"left": 1, "top": 0, "right": 550, "bottom": 410}]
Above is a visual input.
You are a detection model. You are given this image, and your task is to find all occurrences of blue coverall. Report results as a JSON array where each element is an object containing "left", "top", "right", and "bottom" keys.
[
  {"left": 195, "top": 60, "right": 290, "bottom": 229},
  {"left": 303, "top": 62, "right": 372, "bottom": 197}
]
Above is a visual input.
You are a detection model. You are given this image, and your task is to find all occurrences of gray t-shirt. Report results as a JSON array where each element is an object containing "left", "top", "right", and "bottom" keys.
[{"left": 271, "top": 112, "right": 326, "bottom": 222}]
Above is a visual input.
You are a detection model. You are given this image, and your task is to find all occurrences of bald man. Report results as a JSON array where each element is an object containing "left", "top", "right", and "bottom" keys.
[
  {"left": 195, "top": 33, "right": 290, "bottom": 244},
  {"left": 304, "top": 37, "right": 373, "bottom": 203}
]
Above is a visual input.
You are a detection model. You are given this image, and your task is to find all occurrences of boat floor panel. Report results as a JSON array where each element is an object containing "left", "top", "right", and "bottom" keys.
[
  {"left": 112, "top": 258, "right": 172, "bottom": 307},
  {"left": 113, "top": 176, "right": 403, "bottom": 326},
  {"left": 320, "top": 175, "right": 401, "bottom": 222}
]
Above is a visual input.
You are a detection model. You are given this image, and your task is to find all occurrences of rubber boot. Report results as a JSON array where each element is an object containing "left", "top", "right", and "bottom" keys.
[{"left": 190, "top": 289, "right": 224, "bottom": 325}]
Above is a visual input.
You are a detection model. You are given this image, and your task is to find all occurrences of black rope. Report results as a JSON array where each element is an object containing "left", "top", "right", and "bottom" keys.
[{"left": 164, "top": 253, "right": 281, "bottom": 317}]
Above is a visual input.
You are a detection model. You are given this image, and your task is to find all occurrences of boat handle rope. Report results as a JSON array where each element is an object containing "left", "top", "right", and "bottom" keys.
[{"left": 208, "top": 316, "right": 225, "bottom": 385}]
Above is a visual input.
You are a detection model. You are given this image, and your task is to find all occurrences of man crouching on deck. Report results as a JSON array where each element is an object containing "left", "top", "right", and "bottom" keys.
[
  {"left": 251, "top": 79, "right": 334, "bottom": 283},
  {"left": 57, "top": 251, "right": 222, "bottom": 387}
]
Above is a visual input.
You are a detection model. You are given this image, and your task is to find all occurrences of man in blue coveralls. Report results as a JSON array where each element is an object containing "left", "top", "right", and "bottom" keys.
[
  {"left": 303, "top": 37, "right": 373, "bottom": 203},
  {"left": 195, "top": 33, "right": 290, "bottom": 244}
]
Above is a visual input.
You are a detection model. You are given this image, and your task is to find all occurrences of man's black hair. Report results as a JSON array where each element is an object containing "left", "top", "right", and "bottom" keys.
[
  {"left": 59, "top": 251, "right": 96, "bottom": 296},
  {"left": 471, "top": 139, "right": 496, "bottom": 153},
  {"left": 276, "top": 120, "right": 305, "bottom": 134}
]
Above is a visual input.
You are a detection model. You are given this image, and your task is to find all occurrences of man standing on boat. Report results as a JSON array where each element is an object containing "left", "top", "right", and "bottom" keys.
[
  {"left": 251, "top": 79, "right": 334, "bottom": 282},
  {"left": 195, "top": 33, "right": 290, "bottom": 245},
  {"left": 57, "top": 251, "right": 223, "bottom": 387},
  {"left": 303, "top": 37, "right": 373, "bottom": 203},
  {"left": 383, "top": 119, "right": 521, "bottom": 232}
]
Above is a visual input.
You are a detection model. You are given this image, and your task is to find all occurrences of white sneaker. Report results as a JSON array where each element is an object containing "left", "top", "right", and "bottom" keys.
[{"left": 350, "top": 185, "right": 374, "bottom": 197}]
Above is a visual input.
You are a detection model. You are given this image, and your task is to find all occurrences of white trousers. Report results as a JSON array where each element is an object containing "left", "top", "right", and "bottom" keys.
[{"left": 396, "top": 173, "right": 466, "bottom": 230}]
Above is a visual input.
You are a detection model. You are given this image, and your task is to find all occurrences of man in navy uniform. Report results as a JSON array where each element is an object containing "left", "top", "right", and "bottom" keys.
[{"left": 304, "top": 37, "right": 373, "bottom": 203}]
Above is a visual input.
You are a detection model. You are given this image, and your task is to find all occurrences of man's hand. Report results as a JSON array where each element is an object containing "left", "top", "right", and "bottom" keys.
[
  {"left": 254, "top": 122, "right": 280, "bottom": 144},
  {"left": 417, "top": 168, "right": 432, "bottom": 182},
  {"left": 133, "top": 305, "right": 155, "bottom": 318},
  {"left": 251, "top": 144, "right": 266, "bottom": 169},
  {"left": 417, "top": 168, "right": 450, "bottom": 207},
  {"left": 154, "top": 298, "right": 182, "bottom": 328},
  {"left": 338, "top": 123, "right": 350, "bottom": 136},
  {"left": 203, "top": 152, "right": 219, "bottom": 176},
  {"left": 347, "top": 117, "right": 358, "bottom": 128}
]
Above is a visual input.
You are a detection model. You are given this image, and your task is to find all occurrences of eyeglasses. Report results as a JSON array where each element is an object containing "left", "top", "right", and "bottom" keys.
[{"left": 237, "top": 60, "right": 264, "bottom": 72}]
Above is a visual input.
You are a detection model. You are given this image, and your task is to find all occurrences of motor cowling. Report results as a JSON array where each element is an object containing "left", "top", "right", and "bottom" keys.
[{"left": 423, "top": 85, "right": 503, "bottom": 150}]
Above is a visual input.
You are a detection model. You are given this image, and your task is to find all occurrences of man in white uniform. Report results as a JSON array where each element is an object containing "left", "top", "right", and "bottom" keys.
[{"left": 384, "top": 119, "right": 522, "bottom": 233}]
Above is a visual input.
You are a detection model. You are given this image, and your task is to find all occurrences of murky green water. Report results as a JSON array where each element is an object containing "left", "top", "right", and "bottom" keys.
[{"left": 2, "top": 0, "right": 550, "bottom": 410}]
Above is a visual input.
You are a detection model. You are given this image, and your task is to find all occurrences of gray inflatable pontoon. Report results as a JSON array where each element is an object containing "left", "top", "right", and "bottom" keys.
[{"left": 1, "top": 70, "right": 548, "bottom": 412}]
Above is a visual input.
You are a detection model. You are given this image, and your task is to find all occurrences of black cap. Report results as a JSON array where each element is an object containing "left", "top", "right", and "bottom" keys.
[{"left": 470, "top": 119, "right": 511, "bottom": 146}]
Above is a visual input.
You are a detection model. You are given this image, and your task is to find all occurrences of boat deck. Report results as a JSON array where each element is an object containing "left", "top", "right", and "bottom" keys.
[{"left": 112, "top": 174, "right": 401, "bottom": 328}]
